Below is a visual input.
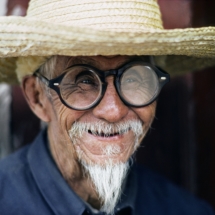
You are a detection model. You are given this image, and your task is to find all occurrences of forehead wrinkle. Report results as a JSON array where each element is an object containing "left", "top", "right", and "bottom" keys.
[
  {"left": 53, "top": 56, "right": 105, "bottom": 77},
  {"left": 62, "top": 55, "right": 151, "bottom": 73}
]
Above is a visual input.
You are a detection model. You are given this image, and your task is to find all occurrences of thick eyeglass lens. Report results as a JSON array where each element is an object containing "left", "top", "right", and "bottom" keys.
[
  {"left": 120, "top": 65, "right": 158, "bottom": 106},
  {"left": 60, "top": 66, "right": 102, "bottom": 109}
]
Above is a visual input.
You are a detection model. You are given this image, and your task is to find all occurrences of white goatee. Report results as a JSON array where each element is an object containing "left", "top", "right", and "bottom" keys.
[{"left": 81, "top": 160, "right": 129, "bottom": 215}]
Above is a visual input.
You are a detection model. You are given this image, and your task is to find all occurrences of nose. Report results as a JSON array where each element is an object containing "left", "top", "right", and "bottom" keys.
[{"left": 92, "top": 76, "right": 129, "bottom": 122}]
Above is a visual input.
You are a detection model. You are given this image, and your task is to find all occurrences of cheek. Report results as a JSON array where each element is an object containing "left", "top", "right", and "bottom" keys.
[
  {"left": 130, "top": 102, "right": 156, "bottom": 147},
  {"left": 49, "top": 94, "right": 85, "bottom": 133},
  {"left": 48, "top": 98, "right": 87, "bottom": 167},
  {"left": 132, "top": 102, "right": 156, "bottom": 127}
]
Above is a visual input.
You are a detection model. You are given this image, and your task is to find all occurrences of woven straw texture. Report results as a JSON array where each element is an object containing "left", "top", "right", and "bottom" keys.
[{"left": 0, "top": 0, "right": 215, "bottom": 83}]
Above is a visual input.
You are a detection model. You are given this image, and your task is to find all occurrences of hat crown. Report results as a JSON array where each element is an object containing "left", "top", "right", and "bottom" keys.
[{"left": 26, "top": 0, "right": 163, "bottom": 31}]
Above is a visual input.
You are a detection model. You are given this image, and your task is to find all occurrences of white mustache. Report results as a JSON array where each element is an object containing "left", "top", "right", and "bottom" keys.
[{"left": 68, "top": 120, "right": 143, "bottom": 139}]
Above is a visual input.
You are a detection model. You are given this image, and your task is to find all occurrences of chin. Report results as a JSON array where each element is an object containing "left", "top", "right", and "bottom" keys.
[{"left": 75, "top": 144, "right": 135, "bottom": 167}]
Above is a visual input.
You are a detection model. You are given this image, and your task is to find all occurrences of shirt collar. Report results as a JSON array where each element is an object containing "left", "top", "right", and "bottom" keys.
[{"left": 28, "top": 129, "right": 137, "bottom": 215}]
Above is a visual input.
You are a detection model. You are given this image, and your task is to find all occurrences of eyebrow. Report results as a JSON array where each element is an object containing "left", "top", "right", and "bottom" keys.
[{"left": 66, "top": 57, "right": 99, "bottom": 68}]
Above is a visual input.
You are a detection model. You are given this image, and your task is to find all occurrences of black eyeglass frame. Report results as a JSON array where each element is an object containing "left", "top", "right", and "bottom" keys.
[{"left": 34, "top": 61, "right": 170, "bottom": 111}]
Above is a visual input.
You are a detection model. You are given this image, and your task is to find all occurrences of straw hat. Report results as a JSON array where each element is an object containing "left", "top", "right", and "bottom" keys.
[{"left": 0, "top": 0, "right": 215, "bottom": 84}]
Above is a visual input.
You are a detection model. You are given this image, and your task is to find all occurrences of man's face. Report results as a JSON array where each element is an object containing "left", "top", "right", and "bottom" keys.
[
  {"left": 46, "top": 55, "right": 156, "bottom": 167},
  {"left": 24, "top": 55, "right": 157, "bottom": 213}
]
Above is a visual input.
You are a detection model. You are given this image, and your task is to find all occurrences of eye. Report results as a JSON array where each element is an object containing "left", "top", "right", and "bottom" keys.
[
  {"left": 123, "top": 76, "right": 139, "bottom": 83},
  {"left": 121, "top": 72, "right": 141, "bottom": 88},
  {"left": 74, "top": 71, "right": 97, "bottom": 85},
  {"left": 76, "top": 76, "right": 93, "bottom": 84},
  {"left": 82, "top": 79, "right": 92, "bottom": 84}
]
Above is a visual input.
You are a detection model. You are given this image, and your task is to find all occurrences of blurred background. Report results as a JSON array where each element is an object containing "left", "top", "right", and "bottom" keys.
[{"left": 0, "top": 0, "right": 215, "bottom": 209}]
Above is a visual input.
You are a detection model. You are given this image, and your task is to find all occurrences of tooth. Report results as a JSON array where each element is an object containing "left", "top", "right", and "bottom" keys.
[{"left": 98, "top": 127, "right": 101, "bottom": 135}]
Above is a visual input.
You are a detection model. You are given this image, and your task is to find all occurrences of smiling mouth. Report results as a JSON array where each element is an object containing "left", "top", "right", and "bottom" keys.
[{"left": 88, "top": 128, "right": 130, "bottom": 137}]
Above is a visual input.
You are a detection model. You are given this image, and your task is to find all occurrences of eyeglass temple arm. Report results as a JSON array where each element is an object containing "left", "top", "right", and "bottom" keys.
[{"left": 33, "top": 70, "right": 50, "bottom": 86}]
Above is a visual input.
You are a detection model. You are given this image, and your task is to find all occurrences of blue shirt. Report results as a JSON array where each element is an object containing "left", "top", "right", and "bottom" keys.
[{"left": 0, "top": 129, "right": 214, "bottom": 215}]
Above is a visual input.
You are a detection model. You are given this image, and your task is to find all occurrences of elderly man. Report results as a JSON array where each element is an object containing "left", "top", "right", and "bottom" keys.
[{"left": 0, "top": 0, "right": 215, "bottom": 215}]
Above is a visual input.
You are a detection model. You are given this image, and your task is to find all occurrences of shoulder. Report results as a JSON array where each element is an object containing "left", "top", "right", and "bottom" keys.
[
  {"left": 0, "top": 144, "right": 34, "bottom": 191},
  {"left": 134, "top": 165, "right": 215, "bottom": 215},
  {"left": 0, "top": 144, "right": 31, "bottom": 180},
  {"left": 0, "top": 145, "right": 36, "bottom": 213},
  {"left": 0, "top": 128, "right": 46, "bottom": 179},
  {"left": 0, "top": 130, "right": 51, "bottom": 215}
]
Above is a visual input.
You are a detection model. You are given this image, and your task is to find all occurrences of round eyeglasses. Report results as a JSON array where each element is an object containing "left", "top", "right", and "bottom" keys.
[{"left": 34, "top": 61, "right": 170, "bottom": 111}]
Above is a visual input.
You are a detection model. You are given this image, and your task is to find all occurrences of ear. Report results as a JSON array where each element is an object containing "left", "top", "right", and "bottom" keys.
[{"left": 22, "top": 76, "right": 51, "bottom": 122}]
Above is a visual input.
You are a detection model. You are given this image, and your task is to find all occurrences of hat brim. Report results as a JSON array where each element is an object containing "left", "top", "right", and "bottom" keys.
[{"left": 0, "top": 16, "right": 215, "bottom": 83}]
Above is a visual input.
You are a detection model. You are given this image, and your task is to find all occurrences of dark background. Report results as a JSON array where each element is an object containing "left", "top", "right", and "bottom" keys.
[{"left": 2, "top": 0, "right": 215, "bottom": 209}]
